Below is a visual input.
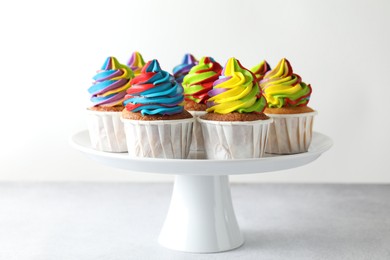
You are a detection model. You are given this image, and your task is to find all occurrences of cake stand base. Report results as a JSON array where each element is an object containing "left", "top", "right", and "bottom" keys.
[
  {"left": 70, "top": 130, "right": 333, "bottom": 254},
  {"left": 158, "top": 175, "right": 243, "bottom": 253}
]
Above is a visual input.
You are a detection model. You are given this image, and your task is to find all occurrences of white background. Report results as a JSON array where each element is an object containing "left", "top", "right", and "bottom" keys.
[{"left": 0, "top": 0, "right": 389, "bottom": 182}]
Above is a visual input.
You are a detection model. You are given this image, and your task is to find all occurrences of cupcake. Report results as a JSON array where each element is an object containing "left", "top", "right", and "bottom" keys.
[
  {"left": 260, "top": 58, "right": 316, "bottom": 154},
  {"left": 87, "top": 56, "right": 134, "bottom": 152},
  {"left": 250, "top": 60, "right": 271, "bottom": 83},
  {"left": 182, "top": 57, "right": 222, "bottom": 153},
  {"left": 172, "top": 53, "right": 197, "bottom": 85},
  {"left": 198, "top": 57, "right": 272, "bottom": 159},
  {"left": 126, "top": 51, "right": 146, "bottom": 76},
  {"left": 122, "top": 59, "right": 194, "bottom": 159}
]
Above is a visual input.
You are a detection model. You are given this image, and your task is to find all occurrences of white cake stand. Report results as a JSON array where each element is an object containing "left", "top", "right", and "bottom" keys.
[{"left": 70, "top": 131, "right": 332, "bottom": 253}]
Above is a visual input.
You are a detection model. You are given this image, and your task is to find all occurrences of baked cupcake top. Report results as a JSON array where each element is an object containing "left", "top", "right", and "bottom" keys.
[
  {"left": 124, "top": 59, "right": 185, "bottom": 116},
  {"left": 182, "top": 57, "right": 223, "bottom": 105},
  {"left": 250, "top": 60, "right": 271, "bottom": 82},
  {"left": 88, "top": 56, "right": 134, "bottom": 107},
  {"left": 173, "top": 54, "right": 197, "bottom": 84},
  {"left": 260, "top": 58, "right": 312, "bottom": 108},
  {"left": 126, "top": 51, "right": 145, "bottom": 76},
  {"left": 206, "top": 57, "right": 267, "bottom": 114}
]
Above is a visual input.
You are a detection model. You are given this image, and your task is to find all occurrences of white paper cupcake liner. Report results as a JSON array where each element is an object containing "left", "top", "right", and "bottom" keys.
[
  {"left": 121, "top": 118, "right": 194, "bottom": 159},
  {"left": 198, "top": 117, "right": 272, "bottom": 160},
  {"left": 86, "top": 110, "right": 127, "bottom": 152},
  {"left": 188, "top": 111, "right": 207, "bottom": 152},
  {"left": 265, "top": 111, "right": 318, "bottom": 154}
]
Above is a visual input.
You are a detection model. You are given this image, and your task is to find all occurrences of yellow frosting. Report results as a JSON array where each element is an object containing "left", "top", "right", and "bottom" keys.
[
  {"left": 260, "top": 58, "right": 311, "bottom": 108},
  {"left": 206, "top": 58, "right": 267, "bottom": 114}
]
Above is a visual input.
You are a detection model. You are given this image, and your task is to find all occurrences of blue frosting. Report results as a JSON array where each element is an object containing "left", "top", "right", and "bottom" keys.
[{"left": 124, "top": 59, "right": 185, "bottom": 115}]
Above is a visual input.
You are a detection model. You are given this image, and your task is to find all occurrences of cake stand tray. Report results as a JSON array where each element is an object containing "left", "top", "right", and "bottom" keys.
[{"left": 70, "top": 131, "right": 332, "bottom": 253}]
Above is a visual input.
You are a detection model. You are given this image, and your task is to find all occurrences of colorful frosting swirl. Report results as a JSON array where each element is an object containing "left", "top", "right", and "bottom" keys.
[
  {"left": 88, "top": 57, "right": 134, "bottom": 107},
  {"left": 206, "top": 57, "right": 267, "bottom": 114},
  {"left": 182, "top": 57, "right": 222, "bottom": 104},
  {"left": 260, "top": 58, "right": 312, "bottom": 108},
  {"left": 124, "top": 59, "right": 184, "bottom": 115},
  {"left": 250, "top": 60, "right": 271, "bottom": 82},
  {"left": 127, "top": 51, "right": 145, "bottom": 76},
  {"left": 172, "top": 54, "right": 197, "bottom": 84}
]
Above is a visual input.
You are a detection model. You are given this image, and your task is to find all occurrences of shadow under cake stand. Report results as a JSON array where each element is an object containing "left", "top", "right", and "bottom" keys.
[{"left": 70, "top": 131, "right": 332, "bottom": 253}]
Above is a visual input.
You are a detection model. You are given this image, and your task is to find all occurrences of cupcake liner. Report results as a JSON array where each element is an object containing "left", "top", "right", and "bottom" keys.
[
  {"left": 265, "top": 111, "right": 317, "bottom": 154},
  {"left": 86, "top": 110, "right": 127, "bottom": 152},
  {"left": 121, "top": 118, "right": 194, "bottom": 159},
  {"left": 198, "top": 118, "right": 272, "bottom": 159},
  {"left": 188, "top": 111, "right": 207, "bottom": 152}
]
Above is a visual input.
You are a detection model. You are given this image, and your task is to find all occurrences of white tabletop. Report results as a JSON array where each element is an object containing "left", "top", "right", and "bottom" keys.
[{"left": 1, "top": 183, "right": 389, "bottom": 260}]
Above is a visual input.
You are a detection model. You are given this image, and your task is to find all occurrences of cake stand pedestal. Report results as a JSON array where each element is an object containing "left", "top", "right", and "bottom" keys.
[
  {"left": 159, "top": 175, "right": 242, "bottom": 252},
  {"left": 70, "top": 131, "right": 332, "bottom": 253}
]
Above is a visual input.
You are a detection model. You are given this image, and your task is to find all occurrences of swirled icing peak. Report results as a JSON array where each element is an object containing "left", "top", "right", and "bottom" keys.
[
  {"left": 124, "top": 59, "right": 185, "bottom": 115},
  {"left": 127, "top": 51, "right": 146, "bottom": 76},
  {"left": 260, "top": 58, "right": 312, "bottom": 108},
  {"left": 250, "top": 60, "right": 271, "bottom": 82},
  {"left": 182, "top": 56, "right": 222, "bottom": 104},
  {"left": 88, "top": 56, "right": 134, "bottom": 107},
  {"left": 173, "top": 53, "right": 198, "bottom": 84},
  {"left": 206, "top": 57, "right": 267, "bottom": 114}
]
